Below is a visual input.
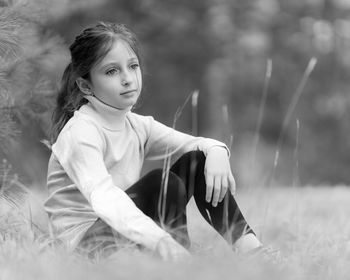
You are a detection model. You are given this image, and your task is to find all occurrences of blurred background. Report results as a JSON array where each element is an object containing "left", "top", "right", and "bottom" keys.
[{"left": 1, "top": 0, "right": 350, "bottom": 190}]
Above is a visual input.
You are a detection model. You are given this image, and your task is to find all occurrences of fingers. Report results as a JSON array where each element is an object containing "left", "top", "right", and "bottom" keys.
[
  {"left": 205, "top": 174, "right": 214, "bottom": 203},
  {"left": 228, "top": 173, "right": 236, "bottom": 195},
  {"left": 206, "top": 172, "right": 236, "bottom": 207},
  {"left": 219, "top": 176, "right": 228, "bottom": 203},
  {"left": 211, "top": 176, "right": 221, "bottom": 207}
]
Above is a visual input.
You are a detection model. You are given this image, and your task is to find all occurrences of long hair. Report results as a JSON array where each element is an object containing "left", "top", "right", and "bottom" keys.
[{"left": 50, "top": 22, "right": 141, "bottom": 143}]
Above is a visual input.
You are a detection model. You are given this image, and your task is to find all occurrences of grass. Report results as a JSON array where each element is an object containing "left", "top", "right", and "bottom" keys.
[{"left": 1, "top": 185, "right": 350, "bottom": 280}]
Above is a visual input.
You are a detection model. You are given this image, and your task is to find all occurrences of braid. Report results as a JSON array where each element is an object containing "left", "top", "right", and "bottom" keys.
[{"left": 50, "top": 63, "right": 87, "bottom": 143}]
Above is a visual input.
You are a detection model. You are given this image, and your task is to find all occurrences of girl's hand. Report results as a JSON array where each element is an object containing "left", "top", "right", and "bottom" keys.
[
  {"left": 204, "top": 146, "right": 236, "bottom": 207},
  {"left": 155, "top": 235, "right": 191, "bottom": 261}
]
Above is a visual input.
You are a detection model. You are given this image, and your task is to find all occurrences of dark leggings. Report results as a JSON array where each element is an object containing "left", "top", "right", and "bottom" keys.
[{"left": 78, "top": 151, "right": 254, "bottom": 256}]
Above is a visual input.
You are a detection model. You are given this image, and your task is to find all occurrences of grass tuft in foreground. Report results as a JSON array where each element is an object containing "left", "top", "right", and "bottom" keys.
[{"left": 1, "top": 185, "right": 350, "bottom": 279}]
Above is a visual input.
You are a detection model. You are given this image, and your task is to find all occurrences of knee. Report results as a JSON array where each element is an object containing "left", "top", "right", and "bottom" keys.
[
  {"left": 145, "top": 169, "right": 187, "bottom": 200},
  {"left": 145, "top": 169, "right": 164, "bottom": 182},
  {"left": 186, "top": 150, "right": 206, "bottom": 173},
  {"left": 180, "top": 150, "right": 206, "bottom": 166},
  {"left": 166, "top": 172, "right": 187, "bottom": 205}
]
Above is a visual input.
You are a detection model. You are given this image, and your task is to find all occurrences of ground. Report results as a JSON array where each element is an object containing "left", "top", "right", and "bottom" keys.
[{"left": 1, "top": 185, "right": 350, "bottom": 280}]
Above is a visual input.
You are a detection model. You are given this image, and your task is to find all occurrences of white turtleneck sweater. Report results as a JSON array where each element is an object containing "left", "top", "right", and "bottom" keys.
[{"left": 44, "top": 96, "right": 228, "bottom": 251}]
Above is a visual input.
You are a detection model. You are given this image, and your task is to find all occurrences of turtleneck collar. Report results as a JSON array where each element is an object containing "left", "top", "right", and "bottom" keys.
[{"left": 79, "top": 95, "right": 131, "bottom": 131}]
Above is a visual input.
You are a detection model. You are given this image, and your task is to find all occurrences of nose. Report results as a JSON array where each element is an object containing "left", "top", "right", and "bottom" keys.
[
  {"left": 121, "top": 70, "right": 133, "bottom": 87},
  {"left": 121, "top": 79, "right": 129, "bottom": 86}
]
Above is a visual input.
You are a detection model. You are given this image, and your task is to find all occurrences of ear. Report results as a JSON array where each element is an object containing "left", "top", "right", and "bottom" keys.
[{"left": 76, "top": 77, "right": 93, "bottom": 95}]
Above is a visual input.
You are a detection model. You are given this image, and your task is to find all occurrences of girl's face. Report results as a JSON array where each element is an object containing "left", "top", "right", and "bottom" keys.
[{"left": 88, "top": 40, "right": 142, "bottom": 110}]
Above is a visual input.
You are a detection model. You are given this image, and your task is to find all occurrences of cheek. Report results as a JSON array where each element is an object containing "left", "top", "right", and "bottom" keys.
[
  {"left": 137, "top": 71, "right": 143, "bottom": 88},
  {"left": 95, "top": 77, "right": 120, "bottom": 92}
]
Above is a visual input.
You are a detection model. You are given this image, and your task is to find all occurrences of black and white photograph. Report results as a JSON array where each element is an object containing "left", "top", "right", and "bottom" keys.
[{"left": 1, "top": 0, "right": 350, "bottom": 279}]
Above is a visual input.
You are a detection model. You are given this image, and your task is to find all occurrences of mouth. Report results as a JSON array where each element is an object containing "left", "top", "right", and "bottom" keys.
[{"left": 120, "top": 90, "right": 137, "bottom": 95}]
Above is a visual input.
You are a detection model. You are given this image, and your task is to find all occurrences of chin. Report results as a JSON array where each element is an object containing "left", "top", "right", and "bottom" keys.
[
  {"left": 121, "top": 101, "right": 136, "bottom": 110},
  {"left": 128, "top": 97, "right": 139, "bottom": 106}
]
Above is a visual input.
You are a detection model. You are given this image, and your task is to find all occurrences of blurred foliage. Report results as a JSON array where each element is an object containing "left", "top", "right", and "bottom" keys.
[
  {"left": 0, "top": 0, "right": 67, "bottom": 186},
  {"left": 1, "top": 0, "right": 350, "bottom": 187}
]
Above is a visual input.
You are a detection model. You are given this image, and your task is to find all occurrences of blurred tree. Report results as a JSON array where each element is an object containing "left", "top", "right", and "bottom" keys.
[
  {"left": 2, "top": 0, "right": 350, "bottom": 187},
  {"left": 0, "top": 0, "right": 67, "bottom": 187}
]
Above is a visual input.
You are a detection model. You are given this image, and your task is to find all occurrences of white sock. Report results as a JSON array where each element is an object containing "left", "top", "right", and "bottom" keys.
[{"left": 233, "top": 233, "right": 262, "bottom": 254}]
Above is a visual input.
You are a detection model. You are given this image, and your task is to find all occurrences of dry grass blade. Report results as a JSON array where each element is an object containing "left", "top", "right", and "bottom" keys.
[
  {"left": 158, "top": 90, "right": 198, "bottom": 226},
  {"left": 173, "top": 90, "right": 195, "bottom": 128},
  {"left": 252, "top": 59, "right": 272, "bottom": 168},
  {"left": 269, "top": 57, "right": 317, "bottom": 185},
  {"left": 293, "top": 119, "right": 300, "bottom": 187},
  {"left": 281, "top": 58, "right": 317, "bottom": 133},
  {"left": 221, "top": 104, "right": 234, "bottom": 150},
  {"left": 1, "top": 180, "right": 30, "bottom": 208},
  {"left": 0, "top": 159, "right": 28, "bottom": 208},
  {"left": 191, "top": 89, "right": 199, "bottom": 136},
  {"left": 0, "top": 160, "right": 46, "bottom": 236}
]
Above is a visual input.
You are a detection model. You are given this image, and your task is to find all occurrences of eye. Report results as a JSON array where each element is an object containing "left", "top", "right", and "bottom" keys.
[
  {"left": 106, "top": 68, "right": 120, "bottom": 76},
  {"left": 130, "top": 63, "right": 139, "bottom": 70}
]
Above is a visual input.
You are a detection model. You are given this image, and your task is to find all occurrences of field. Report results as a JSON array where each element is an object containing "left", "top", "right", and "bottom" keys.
[{"left": 1, "top": 185, "right": 350, "bottom": 280}]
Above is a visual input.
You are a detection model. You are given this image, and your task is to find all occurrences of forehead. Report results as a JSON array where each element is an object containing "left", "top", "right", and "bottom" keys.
[{"left": 98, "top": 40, "right": 137, "bottom": 66}]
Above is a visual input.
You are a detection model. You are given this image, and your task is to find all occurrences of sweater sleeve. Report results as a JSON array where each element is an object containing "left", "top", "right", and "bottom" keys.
[
  {"left": 144, "top": 116, "right": 230, "bottom": 160},
  {"left": 52, "top": 120, "right": 171, "bottom": 250}
]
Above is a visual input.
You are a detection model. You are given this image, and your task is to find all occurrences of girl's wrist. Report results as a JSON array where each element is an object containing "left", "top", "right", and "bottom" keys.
[
  {"left": 156, "top": 234, "right": 173, "bottom": 246},
  {"left": 207, "top": 145, "right": 229, "bottom": 156}
]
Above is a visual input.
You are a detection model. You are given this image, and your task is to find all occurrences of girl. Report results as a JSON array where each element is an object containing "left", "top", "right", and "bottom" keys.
[{"left": 44, "top": 22, "right": 263, "bottom": 260}]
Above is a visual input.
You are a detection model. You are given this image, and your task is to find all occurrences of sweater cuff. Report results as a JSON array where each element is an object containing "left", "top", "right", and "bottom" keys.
[
  {"left": 205, "top": 143, "right": 231, "bottom": 158},
  {"left": 153, "top": 232, "right": 173, "bottom": 251},
  {"left": 140, "top": 227, "right": 173, "bottom": 251}
]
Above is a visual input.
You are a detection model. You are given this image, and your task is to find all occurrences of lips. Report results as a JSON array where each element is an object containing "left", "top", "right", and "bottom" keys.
[{"left": 120, "top": 90, "right": 137, "bottom": 95}]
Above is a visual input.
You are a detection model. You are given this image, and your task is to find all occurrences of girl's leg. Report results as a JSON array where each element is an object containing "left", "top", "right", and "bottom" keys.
[
  {"left": 77, "top": 169, "right": 190, "bottom": 258},
  {"left": 170, "top": 151, "right": 261, "bottom": 251},
  {"left": 126, "top": 169, "right": 191, "bottom": 247},
  {"left": 77, "top": 217, "right": 118, "bottom": 258}
]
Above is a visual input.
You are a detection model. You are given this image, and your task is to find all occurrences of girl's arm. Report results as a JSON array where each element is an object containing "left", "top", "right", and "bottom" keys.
[
  {"left": 144, "top": 117, "right": 235, "bottom": 207},
  {"left": 144, "top": 117, "right": 230, "bottom": 159},
  {"left": 52, "top": 120, "right": 174, "bottom": 252}
]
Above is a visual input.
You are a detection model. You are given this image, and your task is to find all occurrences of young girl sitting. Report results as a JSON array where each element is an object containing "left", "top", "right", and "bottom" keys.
[{"left": 44, "top": 22, "right": 263, "bottom": 260}]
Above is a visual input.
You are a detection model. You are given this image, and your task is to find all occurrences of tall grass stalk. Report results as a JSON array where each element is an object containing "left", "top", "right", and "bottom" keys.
[
  {"left": 252, "top": 59, "right": 272, "bottom": 170},
  {"left": 242, "top": 60, "right": 272, "bottom": 242},
  {"left": 191, "top": 89, "right": 199, "bottom": 136},
  {"left": 259, "top": 58, "right": 315, "bottom": 241},
  {"left": 0, "top": 159, "right": 46, "bottom": 236},
  {"left": 293, "top": 119, "right": 300, "bottom": 187},
  {"left": 220, "top": 104, "right": 230, "bottom": 242},
  {"left": 269, "top": 57, "right": 317, "bottom": 186},
  {"left": 158, "top": 90, "right": 198, "bottom": 228},
  {"left": 290, "top": 119, "right": 302, "bottom": 255},
  {"left": 221, "top": 104, "right": 233, "bottom": 149}
]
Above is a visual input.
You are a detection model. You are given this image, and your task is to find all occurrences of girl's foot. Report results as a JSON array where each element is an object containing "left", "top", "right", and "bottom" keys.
[
  {"left": 244, "top": 245, "right": 285, "bottom": 265},
  {"left": 234, "top": 234, "right": 284, "bottom": 265},
  {"left": 233, "top": 233, "right": 262, "bottom": 254}
]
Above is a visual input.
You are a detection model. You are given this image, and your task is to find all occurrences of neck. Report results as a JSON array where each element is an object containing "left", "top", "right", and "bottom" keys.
[
  {"left": 91, "top": 94, "right": 127, "bottom": 111},
  {"left": 82, "top": 95, "right": 130, "bottom": 130}
]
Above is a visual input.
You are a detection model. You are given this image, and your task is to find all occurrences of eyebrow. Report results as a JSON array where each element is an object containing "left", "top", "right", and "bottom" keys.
[{"left": 100, "top": 58, "right": 139, "bottom": 70}]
